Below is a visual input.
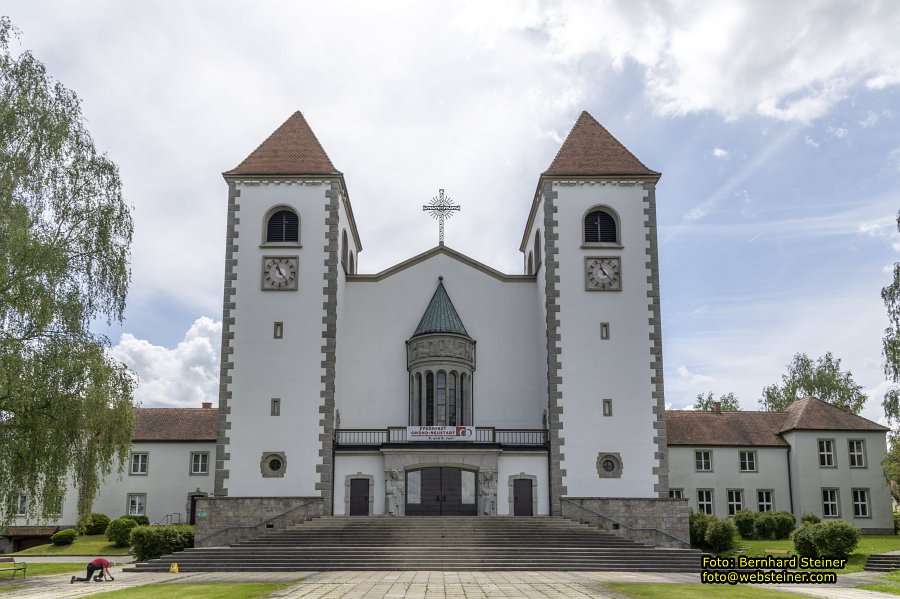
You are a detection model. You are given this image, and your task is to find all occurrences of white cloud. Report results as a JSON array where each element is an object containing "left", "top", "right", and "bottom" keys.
[
  {"left": 110, "top": 317, "right": 221, "bottom": 408},
  {"left": 805, "top": 136, "right": 821, "bottom": 149},
  {"left": 676, "top": 365, "right": 714, "bottom": 385},
  {"left": 828, "top": 126, "right": 848, "bottom": 139},
  {"left": 712, "top": 147, "right": 729, "bottom": 159},
  {"left": 859, "top": 218, "right": 900, "bottom": 252},
  {"left": 860, "top": 111, "right": 880, "bottom": 128}
]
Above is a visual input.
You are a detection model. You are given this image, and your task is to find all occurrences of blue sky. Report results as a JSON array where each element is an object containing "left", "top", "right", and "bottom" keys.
[{"left": 5, "top": 1, "right": 900, "bottom": 422}]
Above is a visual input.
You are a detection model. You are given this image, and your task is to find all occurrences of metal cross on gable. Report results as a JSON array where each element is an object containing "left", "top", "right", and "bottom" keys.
[{"left": 423, "top": 189, "right": 461, "bottom": 245}]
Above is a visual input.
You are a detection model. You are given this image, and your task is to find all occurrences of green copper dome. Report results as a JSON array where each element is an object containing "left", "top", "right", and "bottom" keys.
[{"left": 412, "top": 277, "right": 469, "bottom": 337}]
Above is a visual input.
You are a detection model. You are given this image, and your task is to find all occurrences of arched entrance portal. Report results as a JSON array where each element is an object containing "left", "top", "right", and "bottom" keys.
[{"left": 405, "top": 467, "right": 477, "bottom": 516}]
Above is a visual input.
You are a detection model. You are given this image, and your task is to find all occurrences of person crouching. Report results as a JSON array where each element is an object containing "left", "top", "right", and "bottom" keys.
[{"left": 71, "top": 557, "right": 114, "bottom": 583}]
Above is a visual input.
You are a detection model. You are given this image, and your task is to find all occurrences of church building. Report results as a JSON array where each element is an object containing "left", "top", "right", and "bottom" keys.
[{"left": 209, "top": 110, "right": 675, "bottom": 532}]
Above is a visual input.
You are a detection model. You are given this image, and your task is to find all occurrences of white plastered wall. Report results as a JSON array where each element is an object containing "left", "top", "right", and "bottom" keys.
[
  {"left": 552, "top": 181, "right": 658, "bottom": 498},
  {"left": 226, "top": 181, "right": 329, "bottom": 496},
  {"left": 336, "top": 251, "right": 545, "bottom": 430},
  {"left": 497, "top": 453, "right": 549, "bottom": 515},
  {"left": 333, "top": 454, "right": 385, "bottom": 516}
]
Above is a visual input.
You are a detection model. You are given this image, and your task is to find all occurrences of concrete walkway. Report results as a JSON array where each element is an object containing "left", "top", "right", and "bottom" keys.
[{"left": 1, "top": 569, "right": 898, "bottom": 598}]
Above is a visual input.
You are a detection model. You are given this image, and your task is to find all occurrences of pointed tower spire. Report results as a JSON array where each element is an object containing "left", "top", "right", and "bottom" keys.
[
  {"left": 224, "top": 111, "right": 340, "bottom": 176},
  {"left": 412, "top": 277, "right": 469, "bottom": 337},
  {"left": 544, "top": 111, "right": 659, "bottom": 178}
]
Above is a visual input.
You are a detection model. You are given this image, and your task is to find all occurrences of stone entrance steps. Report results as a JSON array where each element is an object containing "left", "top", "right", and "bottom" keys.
[
  {"left": 126, "top": 516, "right": 701, "bottom": 572},
  {"left": 864, "top": 553, "right": 900, "bottom": 571}
]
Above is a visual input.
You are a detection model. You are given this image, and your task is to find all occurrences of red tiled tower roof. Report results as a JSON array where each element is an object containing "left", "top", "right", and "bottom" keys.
[
  {"left": 224, "top": 111, "right": 339, "bottom": 177},
  {"left": 544, "top": 111, "right": 659, "bottom": 178}
]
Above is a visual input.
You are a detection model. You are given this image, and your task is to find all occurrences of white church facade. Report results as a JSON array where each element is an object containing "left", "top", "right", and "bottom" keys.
[{"left": 208, "top": 110, "right": 670, "bottom": 531}]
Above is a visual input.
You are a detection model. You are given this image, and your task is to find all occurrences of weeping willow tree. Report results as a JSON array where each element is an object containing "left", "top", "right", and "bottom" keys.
[{"left": 0, "top": 17, "right": 135, "bottom": 524}]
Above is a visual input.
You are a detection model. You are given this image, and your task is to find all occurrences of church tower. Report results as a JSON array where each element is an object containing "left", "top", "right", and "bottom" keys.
[
  {"left": 521, "top": 112, "right": 666, "bottom": 514},
  {"left": 215, "top": 112, "right": 361, "bottom": 513}
]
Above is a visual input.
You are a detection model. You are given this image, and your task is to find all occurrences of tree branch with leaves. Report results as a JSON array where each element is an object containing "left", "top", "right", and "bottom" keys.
[{"left": 759, "top": 352, "right": 866, "bottom": 413}]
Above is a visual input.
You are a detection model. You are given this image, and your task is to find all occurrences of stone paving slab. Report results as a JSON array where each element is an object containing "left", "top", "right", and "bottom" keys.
[{"left": 1, "top": 569, "right": 898, "bottom": 598}]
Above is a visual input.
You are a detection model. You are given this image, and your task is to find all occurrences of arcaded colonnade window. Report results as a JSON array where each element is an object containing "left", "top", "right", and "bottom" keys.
[{"left": 409, "top": 368, "right": 472, "bottom": 426}]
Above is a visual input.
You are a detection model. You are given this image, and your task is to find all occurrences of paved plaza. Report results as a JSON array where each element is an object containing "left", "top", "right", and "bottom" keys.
[{"left": 1, "top": 568, "right": 898, "bottom": 598}]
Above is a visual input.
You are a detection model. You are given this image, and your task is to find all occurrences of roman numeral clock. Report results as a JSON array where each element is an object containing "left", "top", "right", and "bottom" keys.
[{"left": 584, "top": 257, "right": 621, "bottom": 291}]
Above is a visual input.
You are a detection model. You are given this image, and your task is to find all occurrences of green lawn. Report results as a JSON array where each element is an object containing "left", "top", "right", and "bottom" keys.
[
  {"left": 858, "top": 571, "right": 900, "bottom": 596},
  {"left": 11, "top": 534, "right": 129, "bottom": 556},
  {"left": 0, "top": 562, "right": 92, "bottom": 579},
  {"left": 726, "top": 534, "right": 900, "bottom": 573},
  {"left": 0, "top": 584, "right": 22, "bottom": 595},
  {"left": 605, "top": 583, "right": 805, "bottom": 598},
  {"left": 90, "top": 582, "right": 294, "bottom": 598}
]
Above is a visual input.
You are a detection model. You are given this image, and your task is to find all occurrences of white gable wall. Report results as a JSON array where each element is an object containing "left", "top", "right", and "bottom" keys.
[{"left": 336, "top": 252, "right": 545, "bottom": 430}]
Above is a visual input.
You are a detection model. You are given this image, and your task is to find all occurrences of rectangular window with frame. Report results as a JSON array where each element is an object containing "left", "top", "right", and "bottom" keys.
[
  {"left": 848, "top": 440, "right": 866, "bottom": 468},
  {"left": 822, "top": 488, "right": 839, "bottom": 518},
  {"left": 271, "top": 398, "right": 281, "bottom": 417},
  {"left": 130, "top": 452, "right": 148, "bottom": 475},
  {"left": 668, "top": 488, "right": 684, "bottom": 500},
  {"left": 695, "top": 450, "right": 712, "bottom": 472},
  {"left": 852, "top": 488, "right": 870, "bottom": 518},
  {"left": 273, "top": 321, "right": 283, "bottom": 339},
  {"left": 600, "top": 322, "right": 610, "bottom": 340},
  {"left": 739, "top": 450, "right": 757, "bottom": 472},
  {"left": 602, "top": 399, "right": 613, "bottom": 417},
  {"left": 727, "top": 489, "right": 744, "bottom": 516},
  {"left": 127, "top": 493, "right": 146, "bottom": 517},
  {"left": 757, "top": 489, "right": 774, "bottom": 512},
  {"left": 190, "top": 452, "right": 209, "bottom": 475},
  {"left": 818, "top": 439, "right": 835, "bottom": 467},
  {"left": 13, "top": 494, "right": 27, "bottom": 516},
  {"left": 697, "top": 489, "right": 714, "bottom": 515}
]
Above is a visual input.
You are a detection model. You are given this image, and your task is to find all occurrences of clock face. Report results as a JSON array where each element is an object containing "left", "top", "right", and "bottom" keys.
[
  {"left": 262, "top": 256, "right": 298, "bottom": 290},
  {"left": 585, "top": 257, "right": 621, "bottom": 291}
]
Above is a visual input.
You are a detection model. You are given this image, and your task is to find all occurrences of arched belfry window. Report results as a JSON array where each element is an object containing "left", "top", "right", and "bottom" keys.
[
  {"left": 534, "top": 230, "right": 542, "bottom": 270},
  {"left": 348, "top": 251, "right": 355, "bottom": 275},
  {"left": 527, "top": 251, "right": 533, "bottom": 275},
  {"left": 584, "top": 208, "right": 618, "bottom": 244},
  {"left": 341, "top": 230, "right": 349, "bottom": 272},
  {"left": 266, "top": 209, "right": 299, "bottom": 243}
]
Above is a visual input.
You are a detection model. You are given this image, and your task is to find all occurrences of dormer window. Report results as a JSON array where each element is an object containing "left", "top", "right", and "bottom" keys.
[
  {"left": 584, "top": 208, "right": 618, "bottom": 244},
  {"left": 266, "top": 209, "right": 299, "bottom": 243}
]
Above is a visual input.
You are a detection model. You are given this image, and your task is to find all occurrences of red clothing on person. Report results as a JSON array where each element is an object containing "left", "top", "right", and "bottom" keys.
[{"left": 90, "top": 558, "right": 109, "bottom": 568}]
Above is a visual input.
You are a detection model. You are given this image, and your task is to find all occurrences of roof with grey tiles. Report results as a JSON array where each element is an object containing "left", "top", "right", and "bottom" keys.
[{"left": 412, "top": 278, "right": 469, "bottom": 337}]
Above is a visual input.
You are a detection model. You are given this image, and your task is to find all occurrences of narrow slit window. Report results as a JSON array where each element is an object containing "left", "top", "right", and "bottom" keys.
[
  {"left": 602, "top": 399, "right": 613, "bottom": 417},
  {"left": 600, "top": 322, "right": 610, "bottom": 340},
  {"left": 271, "top": 398, "right": 281, "bottom": 417},
  {"left": 273, "top": 321, "right": 283, "bottom": 339}
]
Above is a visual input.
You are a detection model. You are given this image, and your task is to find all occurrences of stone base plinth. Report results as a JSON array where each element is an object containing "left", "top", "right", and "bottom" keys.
[
  {"left": 561, "top": 497, "right": 690, "bottom": 548},
  {"left": 194, "top": 496, "right": 324, "bottom": 547}
]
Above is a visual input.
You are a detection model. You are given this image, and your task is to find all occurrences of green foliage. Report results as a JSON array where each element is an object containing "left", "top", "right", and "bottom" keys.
[
  {"left": 50, "top": 528, "right": 77, "bottom": 545},
  {"left": 704, "top": 518, "right": 737, "bottom": 553},
  {"left": 694, "top": 391, "right": 741, "bottom": 411},
  {"left": 894, "top": 512, "right": 900, "bottom": 535},
  {"left": 129, "top": 515, "right": 149, "bottom": 526},
  {"left": 77, "top": 512, "right": 110, "bottom": 535},
  {"left": 814, "top": 520, "right": 861, "bottom": 560},
  {"left": 792, "top": 524, "right": 818, "bottom": 558},
  {"left": 760, "top": 352, "right": 867, "bottom": 413},
  {"left": 129, "top": 525, "right": 194, "bottom": 561},
  {"left": 733, "top": 510, "right": 757, "bottom": 538},
  {"left": 801, "top": 513, "right": 821, "bottom": 525},
  {"left": 883, "top": 212, "right": 900, "bottom": 427},
  {"left": 690, "top": 510, "right": 713, "bottom": 547},
  {"left": 106, "top": 515, "right": 138, "bottom": 547},
  {"left": 0, "top": 16, "right": 135, "bottom": 524},
  {"left": 771, "top": 512, "right": 796, "bottom": 540},
  {"left": 754, "top": 512, "right": 778, "bottom": 540}
]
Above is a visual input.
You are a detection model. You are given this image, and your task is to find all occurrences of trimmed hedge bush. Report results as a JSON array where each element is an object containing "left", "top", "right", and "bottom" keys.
[
  {"left": 704, "top": 519, "right": 737, "bottom": 553},
  {"left": 690, "top": 511, "right": 713, "bottom": 547},
  {"left": 129, "top": 515, "right": 150, "bottom": 526},
  {"left": 129, "top": 525, "right": 194, "bottom": 561},
  {"left": 77, "top": 512, "right": 111, "bottom": 535},
  {"left": 733, "top": 510, "right": 756, "bottom": 538},
  {"left": 106, "top": 516, "right": 139, "bottom": 548},
  {"left": 50, "top": 528, "right": 77, "bottom": 545},
  {"left": 754, "top": 512, "right": 777, "bottom": 540},
  {"left": 814, "top": 520, "right": 860, "bottom": 560},
  {"left": 792, "top": 524, "right": 818, "bottom": 558},
  {"left": 801, "top": 513, "right": 821, "bottom": 525},
  {"left": 771, "top": 511, "right": 796, "bottom": 540}
]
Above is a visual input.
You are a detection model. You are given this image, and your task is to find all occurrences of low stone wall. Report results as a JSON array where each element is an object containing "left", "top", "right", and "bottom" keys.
[
  {"left": 561, "top": 497, "right": 690, "bottom": 549},
  {"left": 194, "top": 496, "right": 324, "bottom": 547}
]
